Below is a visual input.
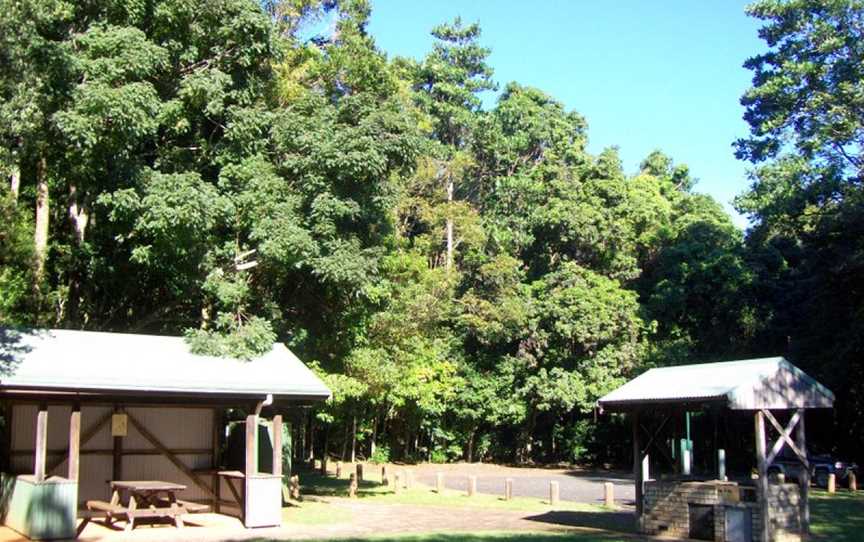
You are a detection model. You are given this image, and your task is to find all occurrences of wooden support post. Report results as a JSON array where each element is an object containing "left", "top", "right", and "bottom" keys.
[
  {"left": 632, "top": 409, "right": 643, "bottom": 522},
  {"left": 549, "top": 481, "right": 559, "bottom": 506},
  {"left": 755, "top": 410, "right": 770, "bottom": 542},
  {"left": 849, "top": 471, "right": 857, "bottom": 492},
  {"left": 336, "top": 461, "right": 342, "bottom": 478},
  {"left": 272, "top": 415, "right": 283, "bottom": 477},
  {"left": 467, "top": 475, "right": 477, "bottom": 497},
  {"left": 828, "top": 473, "right": 836, "bottom": 493},
  {"left": 34, "top": 407, "right": 48, "bottom": 482},
  {"left": 245, "top": 414, "right": 257, "bottom": 477},
  {"left": 356, "top": 462, "right": 363, "bottom": 482},
  {"left": 504, "top": 478, "right": 513, "bottom": 501},
  {"left": 381, "top": 465, "right": 389, "bottom": 486},
  {"left": 796, "top": 409, "right": 809, "bottom": 534},
  {"left": 718, "top": 448, "right": 726, "bottom": 481},
  {"left": 320, "top": 455, "right": 328, "bottom": 476},
  {"left": 436, "top": 472, "right": 444, "bottom": 493},
  {"left": 68, "top": 407, "right": 81, "bottom": 481},
  {"left": 604, "top": 482, "right": 615, "bottom": 507},
  {"left": 112, "top": 406, "right": 123, "bottom": 481}
]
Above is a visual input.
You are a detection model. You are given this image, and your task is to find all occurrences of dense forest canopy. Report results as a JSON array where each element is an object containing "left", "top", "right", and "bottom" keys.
[{"left": 1, "top": 0, "right": 861, "bottom": 467}]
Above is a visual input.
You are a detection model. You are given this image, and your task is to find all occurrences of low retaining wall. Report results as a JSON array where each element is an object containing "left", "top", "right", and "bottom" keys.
[{"left": 642, "top": 480, "right": 801, "bottom": 542}]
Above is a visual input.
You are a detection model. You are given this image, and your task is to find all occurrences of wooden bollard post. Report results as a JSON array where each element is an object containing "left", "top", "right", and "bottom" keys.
[
  {"left": 436, "top": 472, "right": 444, "bottom": 493},
  {"left": 321, "top": 456, "right": 328, "bottom": 476},
  {"left": 289, "top": 475, "right": 301, "bottom": 500},
  {"left": 604, "top": 482, "right": 614, "bottom": 507},
  {"left": 504, "top": 478, "right": 513, "bottom": 501},
  {"left": 828, "top": 473, "right": 836, "bottom": 493},
  {"left": 549, "top": 481, "right": 559, "bottom": 506},
  {"left": 467, "top": 475, "right": 477, "bottom": 497},
  {"left": 336, "top": 461, "right": 342, "bottom": 478},
  {"left": 381, "top": 465, "right": 389, "bottom": 486},
  {"left": 349, "top": 473, "right": 358, "bottom": 498},
  {"left": 849, "top": 471, "right": 857, "bottom": 491},
  {"left": 393, "top": 473, "right": 401, "bottom": 494},
  {"left": 356, "top": 463, "right": 364, "bottom": 482}
]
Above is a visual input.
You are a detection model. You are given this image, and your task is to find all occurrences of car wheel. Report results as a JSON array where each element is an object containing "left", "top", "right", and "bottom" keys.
[{"left": 814, "top": 469, "right": 830, "bottom": 488}]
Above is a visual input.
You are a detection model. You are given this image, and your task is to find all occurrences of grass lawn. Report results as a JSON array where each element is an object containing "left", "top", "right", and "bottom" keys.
[
  {"left": 254, "top": 534, "right": 635, "bottom": 542},
  {"left": 809, "top": 489, "right": 864, "bottom": 541}
]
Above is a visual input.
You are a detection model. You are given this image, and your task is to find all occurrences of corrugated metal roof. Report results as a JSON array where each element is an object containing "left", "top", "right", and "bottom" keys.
[
  {"left": 0, "top": 328, "right": 331, "bottom": 401},
  {"left": 598, "top": 357, "right": 834, "bottom": 411}
]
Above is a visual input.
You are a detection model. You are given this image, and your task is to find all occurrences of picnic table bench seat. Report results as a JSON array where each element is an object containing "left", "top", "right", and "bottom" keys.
[{"left": 85, "top": 499, "right": 127, "bottom": 515}]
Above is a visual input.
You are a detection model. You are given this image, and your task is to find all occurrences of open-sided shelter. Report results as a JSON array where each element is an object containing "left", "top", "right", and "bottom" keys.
[
  {"left": 598, "top": 357, "right": 835, "bottom": 542},
  {"left": 0, "top": 328, "right": 331, "bottom": 540}
]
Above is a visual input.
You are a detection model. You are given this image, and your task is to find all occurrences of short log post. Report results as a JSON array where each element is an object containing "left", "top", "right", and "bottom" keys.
[
  {"left": 436, "top": 472, "right": 444, "bottom": 493},
  {"left": 289, "top": 474, "right": 300, "bottom": 500},
  {"left": 604, "top": 482, "right": 614, "bottom": 507},
  {"left": 828, "top": 473, "right": 836, "bottom": 493},
  {"left": 849, "top": 471, "right": 857, "bottom": 492},
  {"left": 467, "top": 475, "right": 477, "bottom": 497},
  {"left": 381, "top": 465, "right": 389, "bottom": 486},
  {"left": 356, "top": 463, "right": 364, "bottom": 482},
  {"left": 549, "top": 481, "right": 559, "bottom": 506},
  {"left": 393, "top": 473, "right": 401, "bottom": 494},
  {"left": 336, "top": 461, "right": 342, "bottom": 478},
  {"left": 34, "top": 407, "right": 48, "bottom": 482},
  {"left": 349, "top": 473, "right": 358, "bottom": 498},
  {"left": 320, "top": 455, "right": 328, "bottom": 476},
  {"left": 504, "top": 478, "right": 513, "bottom": 501}
]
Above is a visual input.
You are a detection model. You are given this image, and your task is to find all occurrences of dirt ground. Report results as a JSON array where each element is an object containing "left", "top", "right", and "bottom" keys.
[{"left": 0, "top": 498, "right": 637, "bottom": 542}]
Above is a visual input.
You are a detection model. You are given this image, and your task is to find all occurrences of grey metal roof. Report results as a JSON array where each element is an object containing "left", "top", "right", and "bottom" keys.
[
  {"left": 0, "top": 328, "right": 331, "bottom": 401},
  {"left": 598, "top": 357, "right": 834, "bottom": 411}
]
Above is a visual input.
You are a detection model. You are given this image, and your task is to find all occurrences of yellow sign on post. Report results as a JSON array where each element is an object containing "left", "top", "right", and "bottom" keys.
[{"left": 111, "top": 414, "right": 128, "bottom": 437}]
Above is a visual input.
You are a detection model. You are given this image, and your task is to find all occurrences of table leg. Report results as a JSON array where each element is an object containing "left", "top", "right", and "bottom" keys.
[{"left": 125, "top": 494, "right": 137, "bottom": 532}]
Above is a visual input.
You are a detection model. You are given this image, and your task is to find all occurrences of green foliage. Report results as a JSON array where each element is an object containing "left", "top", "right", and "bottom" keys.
[{"left": 0, "top": 0, "right": 772, "bottom": 466}]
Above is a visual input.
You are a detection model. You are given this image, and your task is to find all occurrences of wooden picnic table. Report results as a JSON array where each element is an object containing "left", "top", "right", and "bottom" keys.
[{"left": 86, "top": 480, "right": 208, "bottom": 531}]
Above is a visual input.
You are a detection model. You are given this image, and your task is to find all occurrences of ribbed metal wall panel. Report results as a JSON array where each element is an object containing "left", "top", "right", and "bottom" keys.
[{"left": 9, "top": 405, "right": 216, "bottom": 505}]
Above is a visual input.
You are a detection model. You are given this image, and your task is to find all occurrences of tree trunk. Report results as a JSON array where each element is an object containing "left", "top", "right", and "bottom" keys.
[
  {"left": 9, "top": 166, "right": 20, "bottom": 201},
  {"left": 370, "top": 415, "right": 377, "bottom": 460},
  {"left": 445, "top": 175, "right": 454, "bottom": 271},
  {"left": 350, "top": 414, "right": 357, "bottom": 463},
  {"left": 466, "top": 429, "right": 475, "bottom": 463},
  {"left": 306, "top": 415, "right": 315, "bottom": 462},
  {"left": 33, "top": 156, "right": 49, "bottom": 287},
  {"left": 67, "top": 183, "right": 89, "bottom": 245}
]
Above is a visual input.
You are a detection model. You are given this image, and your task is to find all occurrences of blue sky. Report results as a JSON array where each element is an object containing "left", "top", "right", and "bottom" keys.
[{"left": 365, "top": 1, "right": 766, "bottom": 228}]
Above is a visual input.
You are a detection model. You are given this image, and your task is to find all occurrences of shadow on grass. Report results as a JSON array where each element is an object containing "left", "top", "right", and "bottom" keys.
[
  {"left": 524, "top": 510, "right": 636, "bottom": 533},
  {"left": 298, "top": 468, "right": 388, "bottom": 498}
]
